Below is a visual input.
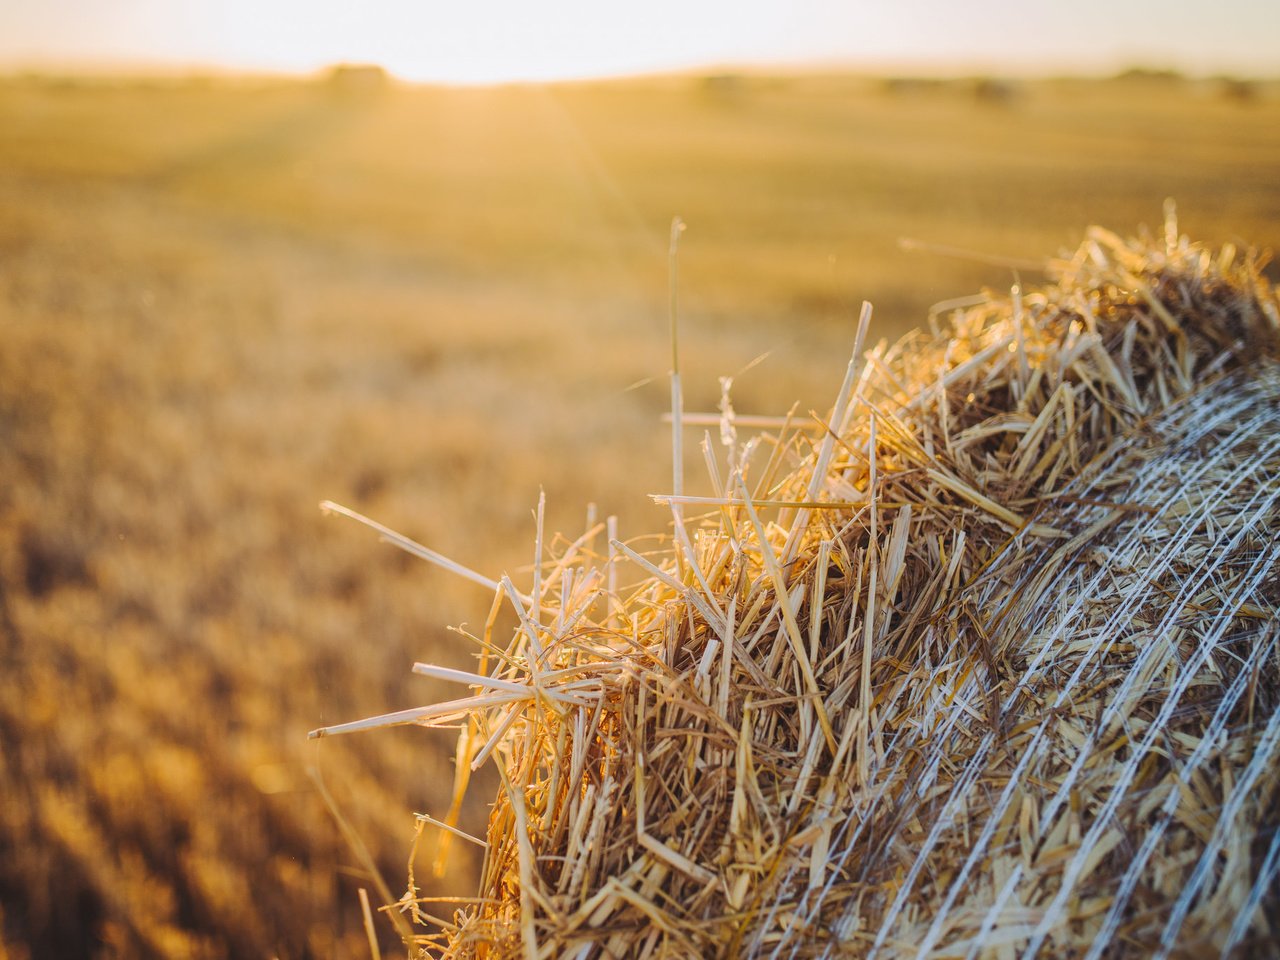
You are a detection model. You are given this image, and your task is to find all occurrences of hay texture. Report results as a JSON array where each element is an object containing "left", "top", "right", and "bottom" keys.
[{"left": 314, "top": 219, "right": 1280, "bottom": 958}]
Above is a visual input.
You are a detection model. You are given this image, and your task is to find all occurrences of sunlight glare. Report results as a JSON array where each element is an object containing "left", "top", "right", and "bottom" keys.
[
  {"left": 2, "top": 0, "right": 1278, "bottom": 83},
  {"left": 208, "top": 0, "right": 796, "bottom": 84}
]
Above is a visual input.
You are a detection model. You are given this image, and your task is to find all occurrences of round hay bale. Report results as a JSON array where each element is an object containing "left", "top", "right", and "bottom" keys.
[{"left": 315, "top": 219, "right": 1280, "bottom": 958}]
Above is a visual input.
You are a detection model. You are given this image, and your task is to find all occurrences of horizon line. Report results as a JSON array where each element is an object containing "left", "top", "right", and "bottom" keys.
[{"left": 1, "top": 52, "right": 1276, "bottom": 88}]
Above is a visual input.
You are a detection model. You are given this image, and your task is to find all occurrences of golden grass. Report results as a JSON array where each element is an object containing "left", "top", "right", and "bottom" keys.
[
  {"left": 2, "top": 69, "right": 1279, "bottom": 957},
  {"left": 316, "top": 214, "right": 1280, "bottom": 957}
]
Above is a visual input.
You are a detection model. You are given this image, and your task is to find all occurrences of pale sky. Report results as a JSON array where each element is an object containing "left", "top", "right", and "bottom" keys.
[{"left": 1, "top": 0, "right": 1276, "bottom": 84}]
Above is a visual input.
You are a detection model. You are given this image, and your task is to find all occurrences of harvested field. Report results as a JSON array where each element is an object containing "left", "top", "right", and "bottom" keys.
[
  {"left": 2, "top": 71, "right": 1279, "bottom": 958},
  {"left": 317, "top": 216, "right": 1280, "bottom": 957}
]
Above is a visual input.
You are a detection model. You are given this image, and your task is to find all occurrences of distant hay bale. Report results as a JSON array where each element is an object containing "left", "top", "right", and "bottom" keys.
[
  {"left": 1218, "top": 77, "right": 1260, "bottom": 104},
  {"left": 314, "top": 217, "right": 1280, "bottom": 958},
  {"left": 323, "top": 63, "right": 389, "bottom": 100},
  {"left": 699, "top": 73, "right": 748, "bottom": 97},
  {"left": 1112, "top": 67, "right": 1186, "bottom": 85},
  {"left": 971, "top": 77, "right": 1020, "bottom": 105},
  {"left": 882, "top": 77, "right": 949, "bottom": 97}
]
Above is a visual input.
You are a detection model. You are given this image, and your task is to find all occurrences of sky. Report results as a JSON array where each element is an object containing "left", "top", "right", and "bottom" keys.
[{"left": 1, "top": 0, "right": 1276, "bottom": 84}]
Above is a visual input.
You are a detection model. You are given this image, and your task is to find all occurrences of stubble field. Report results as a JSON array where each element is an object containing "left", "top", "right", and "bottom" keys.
[{"left": 0, "top": 69, "right": 1277, "bottom": 958}]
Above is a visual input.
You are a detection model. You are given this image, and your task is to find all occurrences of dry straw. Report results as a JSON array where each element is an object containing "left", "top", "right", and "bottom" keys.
[{"left": 313, "top": 210, "right": 1280, "bottom": 958}]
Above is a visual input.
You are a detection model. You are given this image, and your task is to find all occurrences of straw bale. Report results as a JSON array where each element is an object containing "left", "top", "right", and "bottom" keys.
[{"left": 313, "top": 217, "right": 1280, "bottom": 958}]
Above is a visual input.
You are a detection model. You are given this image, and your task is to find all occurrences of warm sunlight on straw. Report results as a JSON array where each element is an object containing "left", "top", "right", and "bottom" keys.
[{"left": 4, "top": 0, "right": 1280, "bottom": 952}]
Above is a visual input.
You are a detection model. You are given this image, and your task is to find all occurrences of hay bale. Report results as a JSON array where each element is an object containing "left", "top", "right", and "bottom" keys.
[
  {"left": 323, "top": 63, "right": 390, "bottom": 100},
  {"left": 313, "top": 217, "right": 1280, "bottom": 958}
]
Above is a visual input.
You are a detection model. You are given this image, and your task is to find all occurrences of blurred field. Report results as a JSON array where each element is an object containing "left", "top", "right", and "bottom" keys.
[{"left": 0, "top": 68, "right": 1277, "bottom": 958}]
